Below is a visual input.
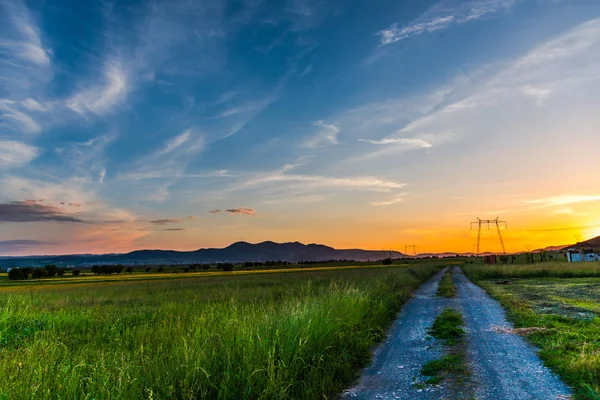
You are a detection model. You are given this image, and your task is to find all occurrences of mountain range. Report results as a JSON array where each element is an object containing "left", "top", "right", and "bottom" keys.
[{"left": 0, "top": 241, "right": 405, "bottom": 268}]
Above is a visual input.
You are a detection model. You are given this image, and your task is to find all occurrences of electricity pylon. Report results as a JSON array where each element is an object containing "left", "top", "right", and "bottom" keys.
[
  {"left": 404, "top": 244, "right": 418, "bottom": 256},
  {"left": 470, "top": 218, "right": 507, "bottom": 254}
]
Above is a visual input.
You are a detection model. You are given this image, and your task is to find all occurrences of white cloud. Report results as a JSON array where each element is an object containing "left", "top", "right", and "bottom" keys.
[
  {"left": 524, "top": 194, "right": 600, "bottom": 208},
  {"left": 0, "top": 0, "right": 50, "bottom": 66},
  {"left": 21, "top": 98, "right": 47, "bottom": 112},
  {"left": 244, "top": 166, "right": 406, "bottom": 192},
  {"left": 371, "top": 194, "right": 408, "bottom": 206},
  {"left": 0, "top": 102, "right": 41, "bottom": 134},
  {"left": 520, "top": 85, "right": 551, "bottom": 105},
  {"left": 359, "top": 137, "right": 432, "bottom": 147},
  {"left": 67, "top": 62, "right": 128, "bottom": 116},
  {"left": 117, "top": 129, "right": 205, "bottom": 182},
  {"left": 303, "top": 120, "right": 340, "bottom": 148},
  {"left": 0, "top": 140, "right": 39, "bottom": 167},
  {"left": 378, "top": 0, "right": 518, "bottom": 45},
  {"left": 162, "top": 130, "right": 191, "bottom": 153}
]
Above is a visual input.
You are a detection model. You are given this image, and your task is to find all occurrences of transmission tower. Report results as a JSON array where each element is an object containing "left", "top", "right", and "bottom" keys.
[
  {"left": 404, "top": 244, "right": 418, "bottom": 257},
  {"left": 470, "top": 218, "right": 507, "bottom": 254}
]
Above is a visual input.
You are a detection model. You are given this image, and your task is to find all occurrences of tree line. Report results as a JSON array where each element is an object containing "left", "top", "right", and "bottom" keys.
[{"left": 8, "top": 265, "right": 81, "bottom": 280}]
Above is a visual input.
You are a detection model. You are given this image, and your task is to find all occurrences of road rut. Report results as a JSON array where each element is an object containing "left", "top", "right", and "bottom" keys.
[{"left": 344, "top": 267, "right": 572, "bottom": 400}]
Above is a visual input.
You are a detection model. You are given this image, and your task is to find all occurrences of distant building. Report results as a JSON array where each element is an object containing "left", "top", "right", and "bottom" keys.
[
  {"left": 567, "top": 248, "right": 598, "bottom": 262},
  {"left": 484, "top": 255, "right": 497, "bottom": 264}
]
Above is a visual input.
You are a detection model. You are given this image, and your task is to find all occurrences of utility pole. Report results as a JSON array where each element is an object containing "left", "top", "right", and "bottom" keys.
[{"left": 470, "top": 218, "right": 508, "bottom": 254}]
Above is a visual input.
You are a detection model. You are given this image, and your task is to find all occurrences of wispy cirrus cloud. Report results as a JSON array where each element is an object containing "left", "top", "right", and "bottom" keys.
[
  {"left": 0, "top": 140, "right": 39, "bottom": 167},
  {"left": 378, "top": 0, "right": 518, "bottom": 45},
  {"left": 0, "top": 0, "right": 51, "bottom": 66},
  {"left": 371, "top": 193, "right": 409, "bottom": 206},
  {"left": 524, "top": 194, "right": 600, "bottom": 208},
  {"left": 118, "top": 128, "right": 205, "bottom": 182},
  {"left": 67, "top": 62, "right": 128, "bottom": 116},
  {"left": 303, "top": 120, "right": 340, "bottom": 148},
  {"left": 0, "top": 100, "right": 42, "bottom": 134},
  {"left": 359, "top": 137, "right": 432, "bottom": 147}
]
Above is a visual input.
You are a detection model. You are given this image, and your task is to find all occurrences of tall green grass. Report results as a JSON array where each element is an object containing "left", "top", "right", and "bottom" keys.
[
  {"left": 0, "top": 266, "right": 440, "bottom": 399},
  {"left": 462, "top": 261, "right": 600, "bottom": 280}
]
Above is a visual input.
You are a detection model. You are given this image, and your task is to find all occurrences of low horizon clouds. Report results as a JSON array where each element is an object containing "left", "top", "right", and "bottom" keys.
[{"left": 0, "top": 201, "right": 84, "bottom": 223}]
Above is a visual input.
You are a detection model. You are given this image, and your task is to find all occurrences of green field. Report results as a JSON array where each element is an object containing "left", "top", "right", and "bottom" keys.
[
  {"left": 463, "top": 262, "right": 600, "bottom": 399},
  {"left": 0, "top": 264, "right": 441, "bottom": 399}
]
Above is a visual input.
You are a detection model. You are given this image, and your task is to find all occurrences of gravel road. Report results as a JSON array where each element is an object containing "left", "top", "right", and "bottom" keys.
[
  {"left": 343, "top": 268, "right": 459, "bottom": 399},
  {"left": 453, "top": 267, "right": 572, "bottom": 400},
  {"left": 343, "top": 267, "right": 572, "bottom": 400}
]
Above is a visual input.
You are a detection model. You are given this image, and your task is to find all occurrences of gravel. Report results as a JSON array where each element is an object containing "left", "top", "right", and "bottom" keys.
[
  {"left": 453, "top": 267, "right": 572, "bottom": 400},
  {"left": 343, "top": 267, "right": 573, "bottom": 400},
  {"left": 343, "top": 268, "right": 456, "bottom": 399}
]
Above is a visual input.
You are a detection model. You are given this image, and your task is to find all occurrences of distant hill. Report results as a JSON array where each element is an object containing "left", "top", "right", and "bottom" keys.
[
  {"left": 0, "top": 241, "right": 406, "bottom": 267},
  {"left": 566, "top": 235, "right": 600, "bottom": 250}
]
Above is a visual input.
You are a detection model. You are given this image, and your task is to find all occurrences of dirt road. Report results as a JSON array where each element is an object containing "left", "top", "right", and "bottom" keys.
[
  {"left": 344, "top": 267, "right": 572, "bottom": 400},
  {"left": 453, "top": 267, "right": 571, "bottom": 399}
]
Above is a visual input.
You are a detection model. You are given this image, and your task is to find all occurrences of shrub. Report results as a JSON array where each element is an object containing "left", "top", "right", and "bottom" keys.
[{"left": 72, "top": 269, "right": 81, "bottom": 277}]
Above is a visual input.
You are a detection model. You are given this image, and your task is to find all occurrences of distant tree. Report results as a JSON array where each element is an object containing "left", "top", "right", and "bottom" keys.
[
  {"left": 498, "top": 255, "right": 509, "bottom": 264},
  {"left": 57, "top": 268, "right": 65, "bottom": 277},
  {"left": 381, "top": 258, "right": 393, "bottom": 265},
  {"left": 183, "top": 267, "right": 190, "bottom": 273},
  {"left": 243, "top": 261, "right": 254, "bottom": 270},
  {"left": 91, "top": 265, "right": 100, "bottom": 275},
  {"left": 72, "top": 269, "right": 81, "bottom": 277},
  {"left": 126, "top": 266, "right": 134, "bottom": 274},
  {"left": 8, "top": 268, "right": 27, "bottom": 281},
  {"left": 157, "top": 266, "right": 164, "bottom": 272},
  {"left": 145, "top": 267, "right": 152, "bottom": 273},
  {"left": 202, "top": 264, "right": 210, "bottom": 270},
  {"left": 222, "top": 263, "right": 234, "bottom": 272},
  {"left": 32, "top": 268, "right": 48, "bottom": 279},
  {"left": 189, "top": 264, "right": 197, "bottom": 271},
  {"left": 44, "top": 264, "right": 58, "bottom": 277}
]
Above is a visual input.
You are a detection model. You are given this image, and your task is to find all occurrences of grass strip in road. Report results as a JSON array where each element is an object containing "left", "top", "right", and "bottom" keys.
[
  {"left": 437, "top": 269, "right": 456, "bottom": 298},
  {"left": 421, "top": 354, "right": 467, "bottom": 385},
  {"left": 418, "top": 308, "right": 469, "bottom": 391},
  {"left": 429, "top": 308, "right": 465, "bottom": 345}
]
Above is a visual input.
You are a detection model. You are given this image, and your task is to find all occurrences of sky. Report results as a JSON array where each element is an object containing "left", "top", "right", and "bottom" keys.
[{"left": 1, "top": 0, "right": 600, "bottom": 256}]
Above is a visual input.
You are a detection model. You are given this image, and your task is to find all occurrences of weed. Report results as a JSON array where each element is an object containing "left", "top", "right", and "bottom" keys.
[
  {"left": 437, "top": 269, "right": 456, "bottom": 298},
  {"left": 429, "top": 308, "right": 465, "bottom": 345}
]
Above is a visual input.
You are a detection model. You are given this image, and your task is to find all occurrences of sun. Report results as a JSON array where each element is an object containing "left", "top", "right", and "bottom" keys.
[{"left": 583, "top": 226, "right": 600, "bottom": 241}]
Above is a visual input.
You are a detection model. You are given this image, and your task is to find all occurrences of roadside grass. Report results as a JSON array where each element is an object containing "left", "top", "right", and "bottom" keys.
[
  {"left": 0, "top": 264, "right": 441, "bottom": 399},
  {"left": 462, "top": 261, "right": 600, "bottom": 280},
  {"left": 463, "top": 263, "right": 600, "bottom": 399},
  {"left": 436, "top": 269, "right": 456, "bottom": 298}
]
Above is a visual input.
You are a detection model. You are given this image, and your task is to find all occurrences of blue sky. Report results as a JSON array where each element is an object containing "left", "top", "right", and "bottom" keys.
[{"left": 2, "top": 0, "right": 600, "bottom": 255}]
